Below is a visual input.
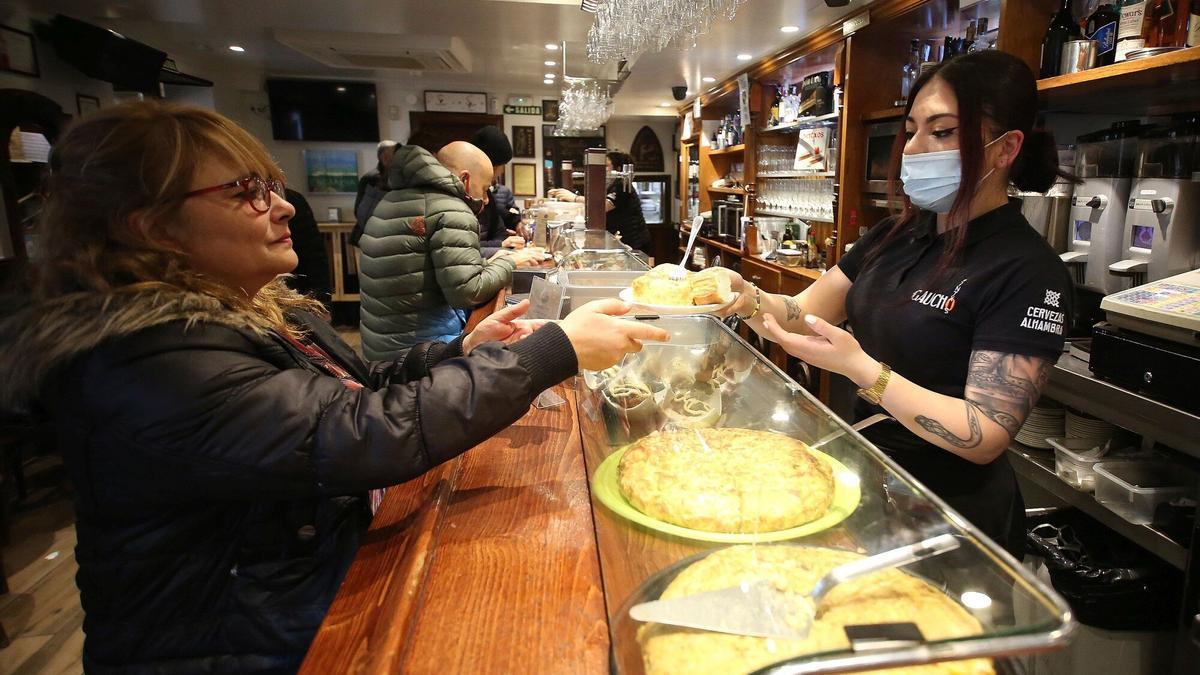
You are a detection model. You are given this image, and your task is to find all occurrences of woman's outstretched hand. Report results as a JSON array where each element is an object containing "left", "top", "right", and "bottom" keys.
[{"left": 760, "top": 313, "right": 881, "bottom": 388}]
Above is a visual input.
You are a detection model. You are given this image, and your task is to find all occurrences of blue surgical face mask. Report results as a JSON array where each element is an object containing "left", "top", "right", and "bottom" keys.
[{"left": 900, "top": 133, "right": 1006, "bottom": 213}]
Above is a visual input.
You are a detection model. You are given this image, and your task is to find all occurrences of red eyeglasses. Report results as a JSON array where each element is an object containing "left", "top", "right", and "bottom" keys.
[{"left": 179, "top": 176, "right": 286, "bottom": 214}]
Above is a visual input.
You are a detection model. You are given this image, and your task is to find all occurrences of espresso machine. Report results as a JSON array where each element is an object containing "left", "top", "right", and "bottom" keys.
[
  {"left": 1061, "top": 121, "right": 1152, "bottom": 295},
  {"left": 1108, "top": 115, "right": 1200, "bottom": 286}
]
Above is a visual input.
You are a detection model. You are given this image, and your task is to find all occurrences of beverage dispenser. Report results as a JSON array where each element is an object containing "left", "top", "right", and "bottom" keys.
[
  {"left": 1061, "top": 121, "right": 1151, "bottom": 294},
  {"left": 1109, "top": 115, "right": 1200, "bottom": 285}
]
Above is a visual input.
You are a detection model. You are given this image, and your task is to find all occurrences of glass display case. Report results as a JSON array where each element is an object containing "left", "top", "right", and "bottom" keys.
[
  {"left": 558, "top": 247, "right": 649, "bottom": 271},
  {"left": 553, "top": 227, "right": 629, "bottom": 260},
  {"left": 576, "top": 316, "right": 1074, "bottom": 674}
]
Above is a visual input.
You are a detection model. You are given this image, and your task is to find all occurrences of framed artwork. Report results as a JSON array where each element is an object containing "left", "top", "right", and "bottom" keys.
[
  {"left": 424, "top": 90, "right": 487, "bottom": 114},
  {"left": 542, "top": 99, "right": 559, "bottom": 122},
  {"left": 303, "top": 149, "right": 360, "bottom": 194},
  {"left": 512, "top": 126, "right": 535, "bottom": 158},
  {"left": 76, "top": 94, "right": 100, "bottom": 115},
  {"left": 512, "top": 163, "right": 537, "bottom": 196},
  {"left": 0, "top": 25, "right": 40, "bottom": 77}
]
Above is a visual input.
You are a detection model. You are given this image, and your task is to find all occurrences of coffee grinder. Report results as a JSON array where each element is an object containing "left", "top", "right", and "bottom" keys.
[
  {"left": 1061, "top": 121, "right": 1151, "bottom": 295},
  {"left": 1108, "top": 115, "right": 1200, "bottom": 286}
]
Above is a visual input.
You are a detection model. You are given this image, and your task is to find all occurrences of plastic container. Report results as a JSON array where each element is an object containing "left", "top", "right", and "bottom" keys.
[
  {"left": 1093, "top": 461, "right": 1194, "bottom": 525},
  {"left": 1049, "top": 437, "right": 1107, "bottom": 492}
]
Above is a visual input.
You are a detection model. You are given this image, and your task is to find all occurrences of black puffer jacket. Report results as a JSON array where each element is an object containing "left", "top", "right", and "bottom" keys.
[{"left": 0, "top": 283, "right": 577, "bottom": 674}]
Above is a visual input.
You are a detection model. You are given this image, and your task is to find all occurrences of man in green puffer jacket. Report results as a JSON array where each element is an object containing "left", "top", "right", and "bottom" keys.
[{"left": 358, "top": 142, "right": 540, "bottom": 358}]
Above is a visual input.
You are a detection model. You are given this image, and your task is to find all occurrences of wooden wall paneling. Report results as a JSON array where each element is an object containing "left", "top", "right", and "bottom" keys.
[{"left": 997, "top": 0, "right": 1057, "bottom": 77}]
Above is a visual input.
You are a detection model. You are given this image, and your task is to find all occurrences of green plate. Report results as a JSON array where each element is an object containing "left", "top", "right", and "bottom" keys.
[{"left": 591, "top": 445, "right": 861, "bottom": 544}]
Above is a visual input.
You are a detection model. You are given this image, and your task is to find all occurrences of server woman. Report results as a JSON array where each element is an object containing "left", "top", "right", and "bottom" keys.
[
  {"left": 0, "top": 101, "right": 667, "bottom": 672},
  {"left": 548, "top": 150, "right": 651, "bottom": 253},
  {"left": 722, "top": 50, "right": 1072, "bottom": 555}
]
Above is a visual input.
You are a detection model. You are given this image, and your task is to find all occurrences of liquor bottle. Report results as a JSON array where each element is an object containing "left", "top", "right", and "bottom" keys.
[
  {"left": 965, "top": 19, "right": 978, "bottom": 46},
  {"left": 769, "top": 86, "right": 781, "bottom": 127},
  {"left": 974, "top": 17, "right": 993, "bottom": 50},
  {"left": 1143, "top": 0, "right": 1179, "bottom": 46},
  {"left": 1086, "top": 1, "right": 1120, "bottom": 64},
  {"left": 900, "top": 38, "right": 922, "bottom": 101},
  {"left": 1115, "top": 0, "right": 1149, "bottom": 60},
  {"left": 1042, "top": 0, "right": 1082, "bottom": 77},
  {"left": 1183, "top": 0, "right": 1199, "bottom": 45}
]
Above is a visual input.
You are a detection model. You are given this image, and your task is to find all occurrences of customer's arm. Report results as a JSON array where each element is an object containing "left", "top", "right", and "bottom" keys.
[
  {"left": 429, "top": 211, "right": 516, "bottom": 308},
  {"left": 78, "top": 322, "right": 578, "bottom": 502}
]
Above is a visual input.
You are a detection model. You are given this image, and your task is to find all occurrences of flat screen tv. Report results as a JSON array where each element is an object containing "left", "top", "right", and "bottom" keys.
[{"left": 267, "top": 79, "right": 379, "bottom": 142}]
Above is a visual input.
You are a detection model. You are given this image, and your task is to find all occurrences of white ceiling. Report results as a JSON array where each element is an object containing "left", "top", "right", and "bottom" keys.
[{"left": 14, "top": 0, "right": 861, "bottom": 117}]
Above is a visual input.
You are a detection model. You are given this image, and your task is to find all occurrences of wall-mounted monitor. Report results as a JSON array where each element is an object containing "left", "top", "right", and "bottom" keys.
[{"left": 266, "top": 79, "right": 379, "bottom": 142}]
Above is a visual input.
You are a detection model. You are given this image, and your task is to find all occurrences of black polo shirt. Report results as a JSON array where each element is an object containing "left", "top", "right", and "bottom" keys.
[
  {"left": 838, "top": 199, "right": 1071, "bottom": 553},
  {"left": 605, "top": 181, "right": 650, "bottom": 251}
]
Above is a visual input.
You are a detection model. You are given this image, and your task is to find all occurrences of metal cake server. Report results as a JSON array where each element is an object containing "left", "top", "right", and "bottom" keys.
[{"left": 629, "top": 533, "right": 960, "bottom": 640}]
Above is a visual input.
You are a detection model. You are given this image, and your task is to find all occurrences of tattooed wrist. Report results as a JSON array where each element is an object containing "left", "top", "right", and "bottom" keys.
[{"left": 782, "top": 296, "right": 802, "bottom": 322}]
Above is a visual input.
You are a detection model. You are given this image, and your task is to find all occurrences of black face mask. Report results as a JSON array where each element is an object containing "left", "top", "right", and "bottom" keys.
[{"left": 465, "top": 194, "right": 486, "bottom": 215}]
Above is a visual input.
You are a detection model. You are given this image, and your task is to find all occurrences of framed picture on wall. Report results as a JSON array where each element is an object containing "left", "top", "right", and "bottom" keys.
[
  {"left": 0, "top": 25, "right": 40, "bottom": 77},
  {"left": 541, "top": 100, "right": 559, "bottom": 122},
  {"left": 303, "top": 149, "right": 360, "bottom": 194},
  {"left": 76, "top": 94, "right": 100, "bottom": 115},
  {"left": 512, "top": 126, "right": 535, "bottom": 158},
  {"left": 512, "top": 163, "right": 537, "bottom": 197},
  {"left": 423, "top": 90, "right": 487, "bottom": 114}
]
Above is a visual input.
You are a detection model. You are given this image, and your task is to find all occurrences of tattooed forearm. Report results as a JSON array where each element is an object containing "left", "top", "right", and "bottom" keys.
[
  {"left": 782, "top": 295, "right": 802, "bottom": 322},
  {"left": 915, "top": 401, "right": 984, "bottom": 449},
  {"left": 964, "top": 350, "right": 1054, "bottom": 438}
]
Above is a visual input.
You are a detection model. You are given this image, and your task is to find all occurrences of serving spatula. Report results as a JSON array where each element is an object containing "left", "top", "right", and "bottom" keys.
[{"left": 629, "top": 533, "right": 960, "bottom": 640}]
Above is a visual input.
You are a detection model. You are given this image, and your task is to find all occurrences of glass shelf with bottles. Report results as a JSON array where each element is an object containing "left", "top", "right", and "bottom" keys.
[{"left": 893, "top": 2, "right": 1002, "bottom": 108}]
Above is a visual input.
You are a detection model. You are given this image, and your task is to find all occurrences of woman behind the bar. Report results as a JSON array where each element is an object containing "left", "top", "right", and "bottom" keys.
[{"left": 0, "top": 101, "right": 666, "bottom": 673}]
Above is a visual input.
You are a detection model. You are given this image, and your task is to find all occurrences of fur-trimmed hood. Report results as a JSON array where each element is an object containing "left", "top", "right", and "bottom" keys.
[{"left": 0, "top": 284, "right": 281, "bottom": 412}]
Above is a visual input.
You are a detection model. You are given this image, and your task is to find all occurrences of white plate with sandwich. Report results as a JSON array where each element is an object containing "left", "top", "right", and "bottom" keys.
[{"left": 619, "top": 265, "right": 739, "bottom": 315}]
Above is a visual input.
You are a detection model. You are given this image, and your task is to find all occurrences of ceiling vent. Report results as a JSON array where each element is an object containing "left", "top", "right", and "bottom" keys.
[{"left": 274, "top": 30, "right": 472, "bottom": 73}]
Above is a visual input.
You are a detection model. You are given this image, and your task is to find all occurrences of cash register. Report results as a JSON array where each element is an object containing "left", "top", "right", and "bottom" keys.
[{"left": 1090, "top": 269, "right": 1200, "bottom": 414}]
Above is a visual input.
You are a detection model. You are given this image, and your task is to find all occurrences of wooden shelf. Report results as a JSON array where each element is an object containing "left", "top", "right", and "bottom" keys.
[
  {"left": 680, "top": 133, "right": 701, "bottom": 145},
  {"left": 706, "top": 186, "right": 746, "bottom": 195},
  {"left": 758, "top": 171, "right": 837, "bottom": 178},
  {"left": 756, "top": 209, "right": 835, "bottom": 224},
  {"left": 861, "top": 106, "right": 906, "bottom": 122},
  {"left": 760, "top": 112, "right": 840, "bottom": 134},
  {"left": 706, "top": 144, "right": 746, "bottom": 156},
  {"left": 1038, "top": 47, "right": 1200, "bottom": 115}
]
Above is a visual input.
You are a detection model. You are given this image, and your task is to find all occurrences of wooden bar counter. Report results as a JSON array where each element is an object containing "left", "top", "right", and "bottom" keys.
[{"left": 300, "top": 292, "right": 610, "bottom": 674}]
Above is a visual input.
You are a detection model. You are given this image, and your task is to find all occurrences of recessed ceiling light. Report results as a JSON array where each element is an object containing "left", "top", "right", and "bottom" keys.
[
  {"left": 545, "top": 43, "right": 559, "bottom": 50},
  {"left": 702, "top": 76, "right": 716, "bottom": 83},
  {"left": 780, "top": 25, "right": 800, "bottom": 33},
  {"left": 544, "top": 79, "right": 554, "bottom": 85},
  {"left": 736, "top": 53, "right": 752, "bottom": 61},
  {"left": 660, "top": 102, "right": 672, "bottom": 107},
  {"left": 228, "top": 45, "right": 245, "bottom": 52},
  {"left": 335, "top": 86, "right": 347, "bottom": 92},
  {"left": 545, "top": 73, "right": 556, "bottom": 79},
  {"left": 544, "top": 60, "right": 557, "bottom": 66}
]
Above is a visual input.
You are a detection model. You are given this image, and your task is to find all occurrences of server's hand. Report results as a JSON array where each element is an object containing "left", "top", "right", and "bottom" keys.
[
  {"left": 560, "top": 299, "right": 671, "bottom": 371},
  {"left": 761, "top": 313, "right": 880, "bottom": 387},
  {"left": 711, "top": 268, "right": 750, "bottom": 318}
]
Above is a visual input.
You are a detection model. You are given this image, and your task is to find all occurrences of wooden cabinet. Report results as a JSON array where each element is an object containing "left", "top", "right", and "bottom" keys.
[{"left": 739, "top": 257, "right": 781, "bottom": 294}]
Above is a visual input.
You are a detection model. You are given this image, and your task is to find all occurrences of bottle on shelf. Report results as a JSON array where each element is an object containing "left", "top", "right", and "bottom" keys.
[
  {"left": 1042, "top": 0, "right": 1083, "bottom": 77},
  {"left": 1186, "top": 0, "right": 1199, "bottom": 46},
  {"left": 1086, "top": 0, "right": 1121, "bottom": 65},
  {"left": 965, "top": 19, "right": 978, "bottom": 46},
  {"left": 769, "top": 86, "right": 782, "bottom": 127},
  {"left": 1142, "top": 0, "right": 1181, "bottom": 46},
  {"left": 1115, "top": 0, "right": 1149, "bottom": 61},
  {"left": 900, "top": 38, "right": 922, "bottom": 103}
]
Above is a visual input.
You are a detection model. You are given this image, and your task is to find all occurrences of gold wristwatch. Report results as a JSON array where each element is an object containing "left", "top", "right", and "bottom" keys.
[{"left": 857, "top": 362, "right": 892, "bottom": 405}]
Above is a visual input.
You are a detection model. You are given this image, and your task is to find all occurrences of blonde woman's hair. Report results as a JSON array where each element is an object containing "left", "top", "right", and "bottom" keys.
[{"left": 35, "top": 100, "right": 324, "bottom": 333}]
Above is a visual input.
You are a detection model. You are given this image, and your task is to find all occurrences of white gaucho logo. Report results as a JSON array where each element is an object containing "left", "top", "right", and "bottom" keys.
[{"left": 911, "top": 278, "right": 968, "bottom": 314}]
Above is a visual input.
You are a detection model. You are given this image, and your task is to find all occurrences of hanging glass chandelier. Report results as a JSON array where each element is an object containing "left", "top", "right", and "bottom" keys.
[
  {"left": 585, "top": 0, "right": 750, "bottom": 63},
  {"left": 556, "top": 79, "right": 613, "bottom": 132}
]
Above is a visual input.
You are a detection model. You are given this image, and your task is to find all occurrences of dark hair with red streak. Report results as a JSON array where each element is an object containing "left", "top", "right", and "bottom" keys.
[{"left": 863, "top": 50, "right": 1070, "bottom": 282}]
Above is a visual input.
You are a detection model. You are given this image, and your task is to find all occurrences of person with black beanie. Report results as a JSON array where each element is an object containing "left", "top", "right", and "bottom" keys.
[{"left": 471, "top": 125, "right": 526, "bottom": 257}]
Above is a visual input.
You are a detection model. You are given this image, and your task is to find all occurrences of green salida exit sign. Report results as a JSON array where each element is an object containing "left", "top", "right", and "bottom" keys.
[{"left": 503, "top": 105, "right": 542, "bottom": 115}]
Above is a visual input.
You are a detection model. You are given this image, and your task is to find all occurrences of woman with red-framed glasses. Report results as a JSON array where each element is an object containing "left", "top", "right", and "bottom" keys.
[{"left": 0, "top": 100, "right": 666, "bottom": 672}]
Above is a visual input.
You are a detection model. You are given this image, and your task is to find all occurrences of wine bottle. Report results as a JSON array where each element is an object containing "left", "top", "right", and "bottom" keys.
[
  {"left": 1042, "top": 0, "right": 1083, "bottom": 77},
  {"left": 900, "top": 38, "right": 922, "bottom": 101},
  {"left": 1086, "top": 1, "right": 1121, "bottom": 65},
  {"left": 1115, "top": 0, "right": 1149, "bottom": 60},
  {"left": 769, "top": 86, "right": 781, "bottom": 126},
  {"left": 1184, "top": 0, "right": 1199, "bottom": 46}
]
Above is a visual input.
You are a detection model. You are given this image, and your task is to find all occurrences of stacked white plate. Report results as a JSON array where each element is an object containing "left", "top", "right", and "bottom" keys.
[
  {"left": 1016, "top": 401, "right": 1066, "bottom": 449},
  {"left": 1065, "top": 408, "right": 1115, "bottom": 446}
]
